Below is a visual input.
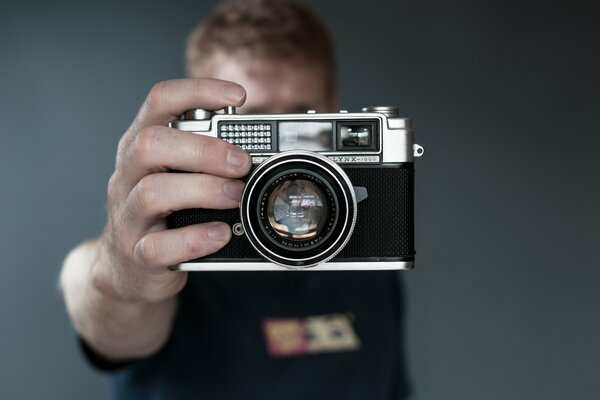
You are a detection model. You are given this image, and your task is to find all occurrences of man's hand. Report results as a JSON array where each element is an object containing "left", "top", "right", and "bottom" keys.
[
  {"left": 98, "top": 79, "right": 251, "bottom": 302},
  {"left": 60, "top": 79, "right": 251, "bottom": 360}
]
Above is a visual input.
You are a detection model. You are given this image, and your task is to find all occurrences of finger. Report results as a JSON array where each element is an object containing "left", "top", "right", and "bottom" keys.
[
  {"left": 114, "top": 125, "right": 251, "bottom": 196},
  {"left": 133, "top": 222, "right": 232, "bottom": 270},
  {"left": 120, "top": 172, "right": 244, "bottom": 234},
  {"left": 132, "top": 78, "right": 246, "bottom": 130}
]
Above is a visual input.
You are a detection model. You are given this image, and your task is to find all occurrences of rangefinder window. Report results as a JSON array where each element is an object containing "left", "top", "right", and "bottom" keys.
[
  {"left": 278, "top": 121, "right": 333, "bottom": 151},
  {"left": 337, "top": 121, "right": 378, "bottom": 151}
]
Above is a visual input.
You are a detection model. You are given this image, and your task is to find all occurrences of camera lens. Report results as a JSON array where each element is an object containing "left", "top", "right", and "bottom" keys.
[
  {"left": 267, "top": 179, "right": 329, "bottom": 240},
  {"left": 240, "top": 151, "right": 357, "bottom": 269},
  {"left": 257, "top": 169, "right": 338, "bottom": 253}
]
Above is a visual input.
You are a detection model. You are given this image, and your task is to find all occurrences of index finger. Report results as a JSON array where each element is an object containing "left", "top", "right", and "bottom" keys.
[{"left": 131, "top": 78, "right": 247, "bottom": 131}]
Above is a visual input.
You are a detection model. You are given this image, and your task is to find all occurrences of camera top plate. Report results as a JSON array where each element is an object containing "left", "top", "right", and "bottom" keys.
[{"left": 170, "top": 106, "right": 421, "bottom": 164}]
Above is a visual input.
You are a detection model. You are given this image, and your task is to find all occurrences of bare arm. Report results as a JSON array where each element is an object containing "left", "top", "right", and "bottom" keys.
[
  {"left": 60, "top": 239, "right": 179, "bottom": 360},
  {"left": 59, "top": 79, "right": 251, "bottom": 361}
]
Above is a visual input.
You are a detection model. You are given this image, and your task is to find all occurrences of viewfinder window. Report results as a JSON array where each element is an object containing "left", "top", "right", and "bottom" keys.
[
  {"left": 278, "top": 122, "right": 333, "bottom": 151},
  {"left": 337, "top": 122, "right": 377, "bottom": 150}
]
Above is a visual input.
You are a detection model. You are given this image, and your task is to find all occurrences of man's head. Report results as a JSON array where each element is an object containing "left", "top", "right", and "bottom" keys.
[{"left": 186, "top": 0, "right": 338, "bottom": 113}]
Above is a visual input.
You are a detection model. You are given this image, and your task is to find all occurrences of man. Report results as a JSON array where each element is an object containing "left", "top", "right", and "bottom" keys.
[{"left": 60, "top": 0, "right": 410, "bottom": 398}]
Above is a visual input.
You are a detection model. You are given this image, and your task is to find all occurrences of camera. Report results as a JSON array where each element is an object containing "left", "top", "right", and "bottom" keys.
[{"left": 167, "top": 106, "right": 424, "bottom": 271}]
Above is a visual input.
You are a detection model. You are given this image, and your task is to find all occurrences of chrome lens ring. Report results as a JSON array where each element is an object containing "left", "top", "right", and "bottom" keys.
[{"left": 240, "top": 151, "right": 357, "bottom": 269}]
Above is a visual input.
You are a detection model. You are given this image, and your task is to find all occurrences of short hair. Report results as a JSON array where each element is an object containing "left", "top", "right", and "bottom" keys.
[{"left": 186, "top": 0, "right": 336, "bottom": 91}]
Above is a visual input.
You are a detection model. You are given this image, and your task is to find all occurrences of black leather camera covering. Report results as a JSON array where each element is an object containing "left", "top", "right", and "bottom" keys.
[{"left": 167, "top": 163, "right": 415, "bottom": 264}]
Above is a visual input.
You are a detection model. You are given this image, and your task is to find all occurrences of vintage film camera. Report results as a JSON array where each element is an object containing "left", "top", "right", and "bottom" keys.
[{"left": 167, "top": 106, "right": 424, "bottom": 271}]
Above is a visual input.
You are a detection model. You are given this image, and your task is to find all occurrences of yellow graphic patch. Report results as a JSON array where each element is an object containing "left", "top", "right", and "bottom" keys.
[{"left": 262, "top": 313, "right": 361, "bottom": 357}]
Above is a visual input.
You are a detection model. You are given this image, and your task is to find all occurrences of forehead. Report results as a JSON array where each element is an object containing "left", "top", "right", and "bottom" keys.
[{"left": 207, "top": 55, "right": 332, "bottom": 113}]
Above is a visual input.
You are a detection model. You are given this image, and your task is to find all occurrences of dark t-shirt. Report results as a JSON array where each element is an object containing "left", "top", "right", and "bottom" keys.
[{"left": 85, "top": 271, "right": 411, "bottom": 399}]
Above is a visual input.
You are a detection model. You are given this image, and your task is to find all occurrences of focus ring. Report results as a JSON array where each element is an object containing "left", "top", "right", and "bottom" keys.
[{"left": 240, "top": 151, "right": 357, "bottom": 269}]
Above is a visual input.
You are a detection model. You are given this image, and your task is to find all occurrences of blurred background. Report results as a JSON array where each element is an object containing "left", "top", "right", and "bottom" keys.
[{"left": 1, "top": 0, "right": 598, "bottom": 399}]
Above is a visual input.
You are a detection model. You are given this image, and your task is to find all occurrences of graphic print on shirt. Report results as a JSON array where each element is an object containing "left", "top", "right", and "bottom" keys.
[{"left": 262, "top": 313, "right": 360, "bottom": 357}]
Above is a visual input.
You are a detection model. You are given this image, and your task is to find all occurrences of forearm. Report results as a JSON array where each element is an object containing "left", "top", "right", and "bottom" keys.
[
  {"left": 60, "top": 239, "right": 178, "bottom": 361},
  {"left": 58, "top": 79, "right": 247, "bottom": 362}
]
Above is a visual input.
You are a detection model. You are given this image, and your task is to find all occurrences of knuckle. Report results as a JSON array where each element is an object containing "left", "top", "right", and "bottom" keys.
[
  {"left": 194, "top": 79, "right": 210, "bottom": 103},
  {"left": 115, "top": 132, "right": 133, "bottom": 170},
  {"left": 116, "top": 135, "right": 127, "bottom": 160},
  {"left": 116, "top": 127, "right": 134, "bottom": 155},
  {"left": 136, "top": 236, "right": 160, "bottom": 267},
  {"left": 134, "top": 175, "right": 159, "bottom": 211},
  {"left": 146, "top": 80, "right": 169, "bottom": 111},
  {"left": 107, "top": 171, "right": 121, "bottom": 205},
  {"left": 133, "top": 126, "right": 159, "bottom": 164},
  {"left": 195, "top": 136, "right": 227, "bottom": 166},
  {"left": 191, "top": 136, "right": 211, "bottom": 162},
  {"left": 193, "top": 174, "right": 211, "bottom": 198},
  {"left": 90, "top": 265, "right": 108, "bottom": 293}
]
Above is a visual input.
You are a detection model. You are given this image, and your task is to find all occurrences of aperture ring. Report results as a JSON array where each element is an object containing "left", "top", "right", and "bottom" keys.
[{"left": 240, "top": 151, "right": 357, "bottom": 269}]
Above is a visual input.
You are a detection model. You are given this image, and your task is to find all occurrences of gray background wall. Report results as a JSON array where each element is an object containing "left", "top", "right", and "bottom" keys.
[{"left": 1, "top": 0, "right": 598, "bottom": 399}]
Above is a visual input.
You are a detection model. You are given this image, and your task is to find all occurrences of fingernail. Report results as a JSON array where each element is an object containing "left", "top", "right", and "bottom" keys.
[
  {"left": 223, "top": 180, "right": 244, "bottom": 201},
  {"left": 222, "top": 83, "right": 246, "bottom": 103},
  {"left": 207, "top": 223, "right": 230, "bottom": 241},
  {"left": 227, "top": 148, "right": 250, "bottom": 171}
]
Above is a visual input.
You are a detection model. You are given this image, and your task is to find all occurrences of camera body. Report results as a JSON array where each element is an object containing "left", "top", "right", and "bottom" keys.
[{"left": 167, "top": 106, "right": 423, "bottom": 271}]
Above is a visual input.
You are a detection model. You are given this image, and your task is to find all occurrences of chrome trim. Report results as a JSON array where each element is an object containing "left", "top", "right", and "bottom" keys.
[
  {"left": 240, "top": 151, "right": 357, "bottom": 269},
  {"left": 170, "top": 111, "right": 415, "bottom": 163},
  {"left": 413, "top": 144, "right": 425, "bottom": 157},
  {"left": 174, "top": 261, "right": 414, "bottom": 271}
]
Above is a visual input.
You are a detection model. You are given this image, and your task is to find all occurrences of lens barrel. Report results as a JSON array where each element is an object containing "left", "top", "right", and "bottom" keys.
[{"left": 240, "top": 151, "right": 357, "bottom": 268}]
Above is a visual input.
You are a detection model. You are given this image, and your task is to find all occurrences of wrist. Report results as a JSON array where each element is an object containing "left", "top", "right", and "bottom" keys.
[{"left": 61, "top": 238, "right": 179, "bottom": 361}]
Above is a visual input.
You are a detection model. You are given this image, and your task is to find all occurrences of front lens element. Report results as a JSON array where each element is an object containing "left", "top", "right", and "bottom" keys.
[
  {"left": 266, "top": 179, "right": 329, "bottom": 240},
  {"left": 240, "top": 151, "right": 357, "bottom": 268}
]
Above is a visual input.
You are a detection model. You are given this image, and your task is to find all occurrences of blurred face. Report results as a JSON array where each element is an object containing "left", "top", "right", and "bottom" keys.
[{"left": 191, "top": 55, "right": 338, "bottom": 114}]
